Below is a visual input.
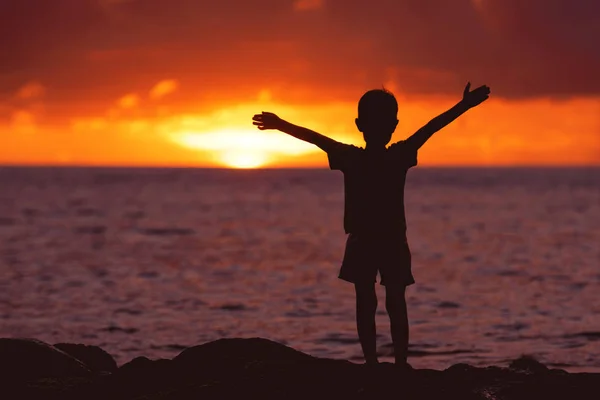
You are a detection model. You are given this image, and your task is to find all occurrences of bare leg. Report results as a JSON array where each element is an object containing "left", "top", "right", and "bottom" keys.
[
  {"left": 385, "top": 285, "right": 409, "bottom": 365},
  {"left": 355, "top": 283, "right": 378, "bottom": 364}
]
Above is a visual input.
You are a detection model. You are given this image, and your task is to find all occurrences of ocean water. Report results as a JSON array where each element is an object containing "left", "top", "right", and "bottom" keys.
[{"left": 0, "top": 167, "right": 599, "bottom": 372}]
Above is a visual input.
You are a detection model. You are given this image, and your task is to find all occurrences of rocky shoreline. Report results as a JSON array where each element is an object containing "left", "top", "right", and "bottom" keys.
[{"left": 1, "top": 337, "right": 598, "bottom": 399}]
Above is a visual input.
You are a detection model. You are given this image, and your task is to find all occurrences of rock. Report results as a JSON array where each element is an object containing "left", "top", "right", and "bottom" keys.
[
  {"left": 172, "top": 337, "right": 317, "bottom": 369},
  {"left": 116, "top": 356, "right": 173, "bottom": 381},
  {"left": 0, "top": 338, "right": 91, "bottom": 382},
  {"left": 509, "top": 355, "right": 549, "bottom": 374},
  {"left": 119, "top": 356, "right": 154, "bottom": 371},
  {"left": 446, "top": 362, "right": 478, "bottom": 374},
  {"left": 95, "top": 357, "right": 175, "bottom": 400},
  {"left": 1, "top": 337, "right": 599, "bottom": 400},
  {"left": 54, "top": 343, "right": 118, "bottom": 374}
]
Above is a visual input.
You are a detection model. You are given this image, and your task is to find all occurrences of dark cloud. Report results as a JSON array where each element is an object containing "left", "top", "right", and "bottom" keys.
[
  {"left": 0, "top": 1, "right": 105, "bottom": 75},
  {"left": 1, "top": 0, "right": 598, "bottom": 110},
  {"left": 322, "top": 0, "right": 600, "bottom": 98}
]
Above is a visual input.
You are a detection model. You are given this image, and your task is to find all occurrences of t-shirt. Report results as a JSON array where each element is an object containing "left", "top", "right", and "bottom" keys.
[{"left": 327, "top": 140, "right": 418, "bottom": 235}]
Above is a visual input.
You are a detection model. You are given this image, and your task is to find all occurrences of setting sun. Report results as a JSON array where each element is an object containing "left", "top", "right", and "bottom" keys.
[
  {"left": 219, "top": 150, "right": 270, "bottom": 168},
  {"left": 169, "top": 128, "right": 321, "bottom": 168}
]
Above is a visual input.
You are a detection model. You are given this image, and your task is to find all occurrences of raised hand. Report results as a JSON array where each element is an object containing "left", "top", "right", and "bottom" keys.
[
  {"left": 252, "top": 112, "right": 284, "bottom": 130},
  {"left": 462, "top": 82, "right": 491, "bottom": 108}
]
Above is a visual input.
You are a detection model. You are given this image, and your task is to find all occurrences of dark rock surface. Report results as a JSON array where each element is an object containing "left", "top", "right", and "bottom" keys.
[
  {"left": 0, "top": 338, "right": 91, "bottom": 382},
  {"left": 54, "top": 343, "right": 118, "bottom": 374},
  {"left": 1, "top": 337, "right": 599, "bottom": 400}
]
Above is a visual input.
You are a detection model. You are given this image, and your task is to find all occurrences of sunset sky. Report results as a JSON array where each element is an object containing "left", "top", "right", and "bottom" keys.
[{"left": 1, "top": 0, "right": 599, "bottom": 168}]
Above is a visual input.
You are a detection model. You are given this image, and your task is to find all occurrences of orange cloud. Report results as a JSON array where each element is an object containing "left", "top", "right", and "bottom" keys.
[
  {"left": 150, "top": 79, "right": 179, "bottom": 100},
  {"left": 71, "top": 117, "right": 109, "bottom": 132},
  {"left": 406, "top": 96, "right": 600, "bottom": 166},
  {"left": 15, "top": 82, "right": 45, "bottom": 100},
  {"left": 10, "top": 110, "right": 37, "bottom": 134},
  {"left": 118, "top": 93, "right": 140, "bottom": 109}
]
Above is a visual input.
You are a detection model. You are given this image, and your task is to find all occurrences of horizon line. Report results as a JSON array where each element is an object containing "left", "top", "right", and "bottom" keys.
[{"left": 1, "top": 164, "right": 599, "bottom": 170}]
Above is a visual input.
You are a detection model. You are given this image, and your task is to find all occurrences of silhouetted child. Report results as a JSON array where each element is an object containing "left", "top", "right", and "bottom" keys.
[{"left": 252, "top": 82, "right": 490, "bottom": 369}]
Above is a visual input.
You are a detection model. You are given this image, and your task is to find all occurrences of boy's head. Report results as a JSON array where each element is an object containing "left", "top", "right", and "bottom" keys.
[{"left": 355, "top": 87, "right": 399, "bottom": 148}]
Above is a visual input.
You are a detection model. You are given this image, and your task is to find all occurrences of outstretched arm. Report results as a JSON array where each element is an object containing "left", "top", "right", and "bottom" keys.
[
  {"left": 405, "top": 82, "right": 490, "bottom": 150},
  {"left": 252, "top": 112, "right": 340, "bottom": 153}
]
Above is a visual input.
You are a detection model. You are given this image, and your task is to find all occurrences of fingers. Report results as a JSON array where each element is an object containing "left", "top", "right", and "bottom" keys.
[
  {"left": 464, "top": 83, "right": 492, "bottom": 97},
  {"left": 253, "top": 117, "right": 270, "bottom": 129},
  {"left": 470, "top": 85, "right": 491, "bottom": 96},
  {"left": 252, "top": 111, "right": 276, "bottom": 121}
]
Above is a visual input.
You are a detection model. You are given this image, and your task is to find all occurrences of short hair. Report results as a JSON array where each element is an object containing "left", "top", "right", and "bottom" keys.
[{"left": 357, "top": 87, "right": 398, "bottom": 120}]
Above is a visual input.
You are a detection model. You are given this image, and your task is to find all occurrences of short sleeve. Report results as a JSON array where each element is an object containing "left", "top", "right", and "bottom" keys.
[
  {"left": 388, "top": 140, "right": 418, "bottom": 169},
  {"left": 327, "top": 142, "right": 361, "bottom": 171}
]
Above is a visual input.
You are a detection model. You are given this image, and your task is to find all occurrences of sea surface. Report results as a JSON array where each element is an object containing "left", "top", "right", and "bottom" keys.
[{"left": 0, "top": 167, "right": 599, "bottom": 372}]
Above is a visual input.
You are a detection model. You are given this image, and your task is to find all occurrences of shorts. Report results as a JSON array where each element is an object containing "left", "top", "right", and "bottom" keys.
[{"left": 338, "top": 233, "right": 415, "bottom": 287}]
